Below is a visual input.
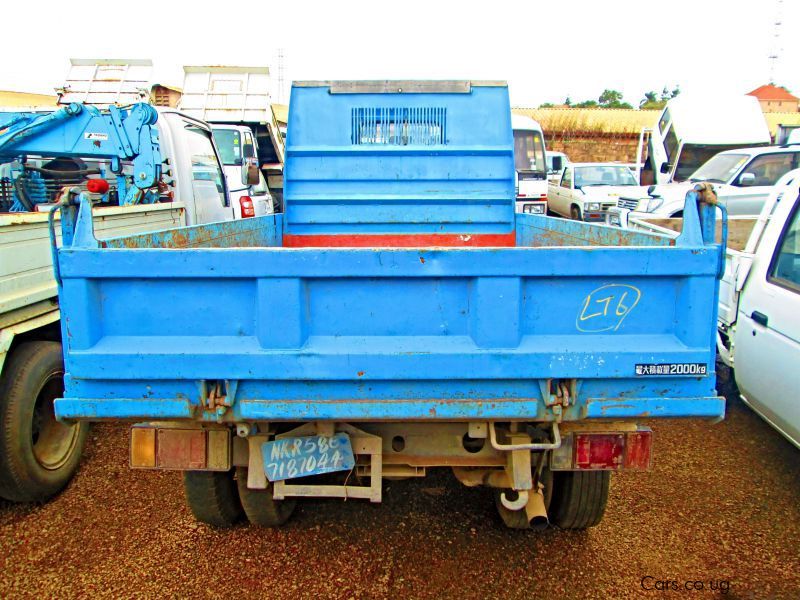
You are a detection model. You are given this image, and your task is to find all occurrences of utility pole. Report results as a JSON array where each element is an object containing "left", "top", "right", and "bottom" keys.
[
  {"left": 768, "top": 0, "right": 783, "bottom": 84},
  {"left": 277, "top": 48, "right": 286, "bottom": 103}
]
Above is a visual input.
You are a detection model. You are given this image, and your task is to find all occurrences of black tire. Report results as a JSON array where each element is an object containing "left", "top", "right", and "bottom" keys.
[
  {"left": 0, "top": 341, "right": 88, "bottom": 502},
  {"left": 548, "top": 470, "right": 610, "bottom": 529},
  {"left": 236, "top": 467, "right": 296, "bottom": 527},
  {"left": 570, "top": 205, "right": 582, "bottom": 221},
  {"left": 183, "top": 470, "right": 243, "bottom": 527}
]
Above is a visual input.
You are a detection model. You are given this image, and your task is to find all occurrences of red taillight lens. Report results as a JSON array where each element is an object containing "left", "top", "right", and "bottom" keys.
[
  {"left": 574, "top": 433, "right": 625, "bottom": 469},
  {"left": 571, "top": 430, "right": 652, "bottom": 470},
  {"left": 623, "top": 430, "right": 653, "bottom": 469},
  {"left": 239, "top": 196, "right": 255, "bottom": 218}
]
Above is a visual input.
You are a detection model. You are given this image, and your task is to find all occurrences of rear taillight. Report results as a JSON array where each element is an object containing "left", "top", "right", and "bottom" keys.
[
  {"left": 575, "top": 433, "right": 625, "bottom": 469},
  {"left": 239, "top": 196, "right": 255, "bottom": 218},
  {"left": 551, "top": 428, "right": 652, "bottom": 471},
  {"left": 622, "top": 430, "right": 653, "bottom": 469}
]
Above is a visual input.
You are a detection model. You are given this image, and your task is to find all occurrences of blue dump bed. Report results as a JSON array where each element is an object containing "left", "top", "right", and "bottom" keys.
[{"left": 53, "top": 81, "right": 725, "bottom": 424}]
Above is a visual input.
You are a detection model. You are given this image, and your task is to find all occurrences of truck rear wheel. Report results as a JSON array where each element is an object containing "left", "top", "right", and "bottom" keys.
[
  {"left": 236, "top": 467, "right": 296, "bottom": 527},
  {"left": 183, "top": 470, "right": 243, "bottom": 527},
  {"left": 548, "top": 470, "right": 610, "bottom": 529},
  {"left": 0, "top": 341, "right": 88, "bottom": 502}
]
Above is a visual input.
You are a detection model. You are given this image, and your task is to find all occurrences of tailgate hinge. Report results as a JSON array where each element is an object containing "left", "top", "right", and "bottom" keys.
[{"left": 199, "top": 379, "right": 239, "bottom": 422}]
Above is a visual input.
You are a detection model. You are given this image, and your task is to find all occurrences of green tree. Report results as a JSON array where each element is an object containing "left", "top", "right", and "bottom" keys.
[
  {"left": 640, "top": 86, "right": 680, "bottom": 110},
  {"left": 599, "top": 89, "right": 623, "bottom": 105},
  {"left": 597, "top": 89, "right": 633, "bottom": 109},
  {"left": 639, "top": 90, "right": 659, "bottom": 108}
]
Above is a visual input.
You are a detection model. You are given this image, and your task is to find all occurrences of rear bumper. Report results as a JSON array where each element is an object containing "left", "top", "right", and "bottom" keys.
[{"left": 55, "top": 395, "right": 726, "bottom": 422}]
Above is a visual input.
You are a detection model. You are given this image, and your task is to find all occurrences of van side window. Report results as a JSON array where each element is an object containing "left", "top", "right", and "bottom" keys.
[
  {"left": 664, "top": 126, "right": 679, "bottom": 164},
  {"left": 658, "top": 109, "right": 670, "bottom": 135},
  {"left": 561, "top": 167, "right": 573, "bottom": 188},
  {"left": 769, "top": 200, "right": 800, "bottom": 292},
  {"left": 184, "top": 122, "right": 228, "bottom": 207},
  {"left": 736, "top": 153, "right": 798, "bottom": 187}
]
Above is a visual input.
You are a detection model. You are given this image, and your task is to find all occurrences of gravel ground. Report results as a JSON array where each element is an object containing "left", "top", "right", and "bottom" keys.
[{"left": 1, "top": 374, "right": 798, "bottom": 599}]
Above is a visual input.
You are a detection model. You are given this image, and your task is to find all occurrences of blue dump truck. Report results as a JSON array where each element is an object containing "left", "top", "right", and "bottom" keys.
[{"left": 52, "top": 81, "right": 725, "bottom": 530}]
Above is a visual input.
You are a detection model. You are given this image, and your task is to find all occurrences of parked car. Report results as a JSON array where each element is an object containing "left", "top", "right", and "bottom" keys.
[
  {"left": 717, "top": 171, "right": 800, "bottom": 448},
  {"left": 611, "top": 145, "right": 800, "bottom": 225},
  {"left": 547, "top": 162, "right": 649, "bottom": 221}
]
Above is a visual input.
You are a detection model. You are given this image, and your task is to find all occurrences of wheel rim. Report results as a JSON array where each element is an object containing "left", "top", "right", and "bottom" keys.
[{"left": 31, "top": 370, "right": 79, "bottom": 470}]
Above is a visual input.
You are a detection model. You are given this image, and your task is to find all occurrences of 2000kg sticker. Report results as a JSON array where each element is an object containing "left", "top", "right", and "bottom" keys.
[{"left": 635, "top": 363, "right": 708, "bottom": 376}]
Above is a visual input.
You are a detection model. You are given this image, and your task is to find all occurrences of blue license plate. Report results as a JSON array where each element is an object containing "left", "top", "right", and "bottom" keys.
[{"left": 261, "top": 433, "right": 355, "bottom": 481}]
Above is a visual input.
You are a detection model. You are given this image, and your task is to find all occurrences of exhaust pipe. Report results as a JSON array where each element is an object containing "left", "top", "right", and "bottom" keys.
[{"left": 525, "top": 485, "right": 549, "bottom": 531}]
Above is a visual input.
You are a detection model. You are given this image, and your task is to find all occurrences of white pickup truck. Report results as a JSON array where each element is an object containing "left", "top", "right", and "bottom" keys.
[
  {"left": 210, "top": 124, "right": 274, "bottom": 218},
  {"left": 547, "top": 163, "right": 650, "bottom": 221},
  {"left": 613, "top": 175, "right": 800, "bottom": 449},
  {"left": 0, "top": 105, "right": 238, "bottom": 503},
  {"left": 717, "top": 171, "right": 800, "bottom": 448}
]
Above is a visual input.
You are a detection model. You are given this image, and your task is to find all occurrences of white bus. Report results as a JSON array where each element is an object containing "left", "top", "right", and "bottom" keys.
[{"left": 511, "top": 114, "right": 548, "bottom": 214}]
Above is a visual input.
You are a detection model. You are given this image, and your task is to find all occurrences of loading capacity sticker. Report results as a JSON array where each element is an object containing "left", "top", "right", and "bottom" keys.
[{"left": 635, "top": 363, "right": 707, "bottom": 376}]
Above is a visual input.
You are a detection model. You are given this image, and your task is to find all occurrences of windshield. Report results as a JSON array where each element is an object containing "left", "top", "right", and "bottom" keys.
[
  {"left": 574, "top": 165, "right": 637, "bottom": 187},
  {"left": 212, "top": 129, "right": 242, "bottom": 166},
  {"left": 514, "top": 130, "right": 546, "bottom": 174},
  {"left": 674, "top": 144, "right": 763, "bottom": 182},
  {"left": 689, "top": 153, "right": 749, "bottom": 183}
]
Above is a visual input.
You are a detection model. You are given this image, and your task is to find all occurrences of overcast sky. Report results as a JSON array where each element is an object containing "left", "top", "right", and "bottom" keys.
[{"left": 2, "top": 0, "right": 798, "bottom": 107}]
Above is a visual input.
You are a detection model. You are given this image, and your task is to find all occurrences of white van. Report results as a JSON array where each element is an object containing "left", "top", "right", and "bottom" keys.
[{"left": 639, "top": 95, "right": 771, "bottom": 186}]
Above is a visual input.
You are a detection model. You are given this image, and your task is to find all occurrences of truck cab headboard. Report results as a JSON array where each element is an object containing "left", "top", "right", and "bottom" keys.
[{"left": 283, "top": 80, "right": 516, "bottom": 247}]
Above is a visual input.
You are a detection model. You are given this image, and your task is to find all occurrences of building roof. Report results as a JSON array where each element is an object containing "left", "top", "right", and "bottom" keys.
[
  {"left": 512, "top": 107, "right": 659, "bottom": 135},
  {"left": 746, "top": 84, "right": 799, "bottom": 102},
  {"left": 151, "top": 83, "right": 182, "bottom": 94},
  {"left": 0, "top": 90, "right": 58, "bottom": 107}
]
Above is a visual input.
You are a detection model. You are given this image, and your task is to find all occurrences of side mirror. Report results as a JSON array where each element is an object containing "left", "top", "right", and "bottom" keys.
[
  {"left": 738, "top": 172, "right": 756, "bottom": 187},
  {"left": 551, "top": 156, "right": 563, "bottom": 173},
  {"left": 242, "top": 158, "right": 260, "bottom": 186},
  {"left": 659, "top": 162, "right": 672, "bottom": 174}
]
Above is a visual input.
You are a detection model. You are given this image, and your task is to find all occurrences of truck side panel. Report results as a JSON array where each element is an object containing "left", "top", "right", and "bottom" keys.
[{"left": 55, "top": 215, "right": 723, "bottom": 422}]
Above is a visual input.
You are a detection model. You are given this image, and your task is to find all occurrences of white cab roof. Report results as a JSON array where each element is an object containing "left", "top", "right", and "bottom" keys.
[
  {"left": 511, "top": 114, "right": 542, "bottom": 131},
  {"left": 665, "top": 95, "right": 770, "bottom": 146}
]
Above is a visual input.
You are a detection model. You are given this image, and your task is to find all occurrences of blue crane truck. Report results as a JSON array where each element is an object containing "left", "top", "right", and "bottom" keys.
[
  {"left": 0, "top": 101, "right": 234, "bottom": 502},
  {"left": 51, "top": 81, "right": 726, "bottom": 530}
]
